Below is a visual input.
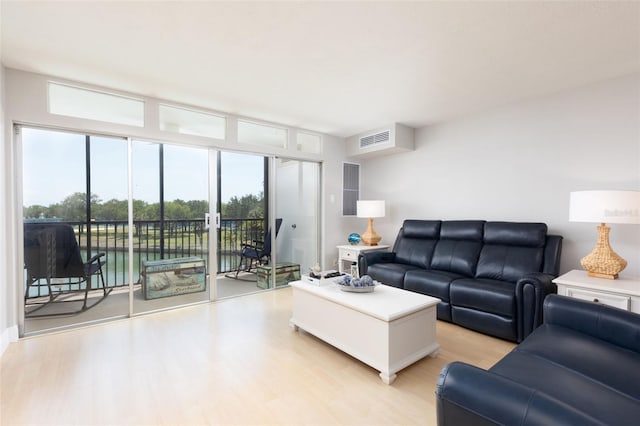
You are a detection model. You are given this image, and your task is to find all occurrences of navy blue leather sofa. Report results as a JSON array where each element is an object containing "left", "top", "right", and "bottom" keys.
[
  {"left": 436, "top": 295, "right": 640, "bottom": 425},
  {"left": 359, "top": 220, "right": 563, "bottom": 342}
]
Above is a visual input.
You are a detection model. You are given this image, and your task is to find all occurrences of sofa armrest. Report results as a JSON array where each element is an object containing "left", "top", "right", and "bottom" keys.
[
  {"left": 436, "top": 362, "right": 603, "bottom": 426},
  {"left": 358, "top": 251, "right": 396, "bottom": 275},
  {"left": 515, "top": 273, "right": 557, "bottom": 342},
  {"left": 544, "top": 294, "right": 640, "bottom": 353}
]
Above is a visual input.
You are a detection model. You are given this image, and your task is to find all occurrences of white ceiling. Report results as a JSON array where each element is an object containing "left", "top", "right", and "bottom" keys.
[{"left": 2, "top": 1, "right": 639, "bottom": 138}]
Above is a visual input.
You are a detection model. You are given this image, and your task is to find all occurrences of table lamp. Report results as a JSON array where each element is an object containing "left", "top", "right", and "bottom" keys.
[
  {"left": 569, "top": 190, "right": 640, "bottom": 279},
  {"left": 357, "top": 200, "right": 385, "bottom": 246}
]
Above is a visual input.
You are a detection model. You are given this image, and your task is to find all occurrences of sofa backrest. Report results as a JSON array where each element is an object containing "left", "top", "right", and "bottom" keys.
[
  {"left": 393, "top": 220, "right": 441, "bottom": 268},
  {"left": 430, "top": 221, "right": 484, "bottom": 277},
  {"left": 476, "top": 222, "right": 547, "bottom": 283},
  {"left": 543, "top": 235, "right": 563, "bottom": 276},
  {"left": 476, "top": 222, "right": 547, "bottom": 282},
  {"left": 388, "top": 220, "right": 559, "bottom": 281}
]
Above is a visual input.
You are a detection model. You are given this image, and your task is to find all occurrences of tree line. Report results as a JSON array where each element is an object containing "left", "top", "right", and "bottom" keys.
[{"left": 24, "top": 192, "right": 264, "bottom": 222}]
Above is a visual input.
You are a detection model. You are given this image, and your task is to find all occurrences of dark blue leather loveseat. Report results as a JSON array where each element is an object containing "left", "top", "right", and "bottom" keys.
[
  {"left": 436, "top": 295, "right": 640, "bottom": 425},
  {"left": 359, "top": 220, "right": 563, "bottom": 342}
]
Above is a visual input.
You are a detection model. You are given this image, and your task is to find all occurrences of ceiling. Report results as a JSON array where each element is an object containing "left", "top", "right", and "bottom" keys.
[{"left": 2, "top": 1, "right": 639, "bottom": 138}]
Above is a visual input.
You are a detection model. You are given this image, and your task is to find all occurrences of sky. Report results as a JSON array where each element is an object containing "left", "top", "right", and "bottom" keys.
[{"left": 21, "top": 127, "right": 265, "bottom": 207}]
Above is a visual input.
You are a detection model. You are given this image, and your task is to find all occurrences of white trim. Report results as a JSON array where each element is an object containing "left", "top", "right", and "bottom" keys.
[
  {"left": 7, "top": 69, "right": 325, "bottom": 162},
  {"left": 1, "top": 325, "right": 19, "bottom": 357},
  {"left": 208, "top": 148, "right": 218, "bottom": 302}
]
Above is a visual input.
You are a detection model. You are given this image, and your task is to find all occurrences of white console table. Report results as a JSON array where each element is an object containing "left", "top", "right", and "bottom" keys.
[
  {"left": 553, "top": 269, "right": 640, "bottom": 313},
  {"left": 336, "top": 244, "right": 390, "bottom": 275}
]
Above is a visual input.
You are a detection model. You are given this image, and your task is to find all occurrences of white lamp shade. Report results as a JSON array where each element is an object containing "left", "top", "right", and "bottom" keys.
[
  {"left": 357, "top": 200, "right": 385, "bottom": 218},
  {"left": 569, "top": 190, "right": 640, "bottom": 224}
]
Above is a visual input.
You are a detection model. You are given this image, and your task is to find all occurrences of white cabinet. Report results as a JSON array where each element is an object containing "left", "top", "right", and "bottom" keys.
[
  {"left": 336, "top": 244, "right": 390, "bottom": 275},
  {"left": 553, "top": 270, "right": 640, "bottom": 313}
]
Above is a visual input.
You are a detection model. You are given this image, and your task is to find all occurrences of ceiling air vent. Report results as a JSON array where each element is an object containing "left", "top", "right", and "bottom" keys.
[
  {"left": 359, "top": 130, "right": 390, "bottom": 148},
  {"left": 347, "top": 124, "right": 414, "bottom": 159}
]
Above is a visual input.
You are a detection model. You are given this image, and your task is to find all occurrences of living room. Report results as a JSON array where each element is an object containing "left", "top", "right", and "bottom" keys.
[{"left": 1, "top": 1, "right": 639, "bottom": 425}]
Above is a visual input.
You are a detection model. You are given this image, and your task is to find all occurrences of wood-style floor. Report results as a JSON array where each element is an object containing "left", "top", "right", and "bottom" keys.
[{"left": 1, "top": 287, "right": 515, "bottom": 425}]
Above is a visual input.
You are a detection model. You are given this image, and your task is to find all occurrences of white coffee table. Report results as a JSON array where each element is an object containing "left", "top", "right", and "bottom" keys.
[{"left": 289, "top": 280, "right": 440, "bottom": 384}]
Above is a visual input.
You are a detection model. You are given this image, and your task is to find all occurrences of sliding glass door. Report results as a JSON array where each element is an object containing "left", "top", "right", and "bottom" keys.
[
  {"left": 19, "top": 125, "right": 320, "bottom": 335},
  {"left": 21, "top": 127, "right": 129, "bottom": 333},
  {"left": 19, "top": 128, "right": 216, "bottom": 334},
  {"left": 274, "top": 158, "right": 320, "bottom": 287},
  {"left": 216, "top": 151, "right": 270, "bottom": 297},
  {"left": 131, "top": 141, "right": 213, "bottom": 315},
  {"left": 215, "top": 153, "right": 318, "bottom": 294}
]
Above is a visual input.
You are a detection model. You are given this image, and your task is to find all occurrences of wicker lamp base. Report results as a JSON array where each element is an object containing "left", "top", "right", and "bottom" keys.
[
  {"left": 361, "top": 218, "right": 381, "bottom": 246},
  {"left": 580, "top": 223, "right": 627, "bottom": 280}
]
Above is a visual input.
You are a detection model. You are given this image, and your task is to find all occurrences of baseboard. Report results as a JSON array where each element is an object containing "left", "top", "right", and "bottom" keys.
[{"left": 1, "top": 325, "right": 19, "bottom": 357}]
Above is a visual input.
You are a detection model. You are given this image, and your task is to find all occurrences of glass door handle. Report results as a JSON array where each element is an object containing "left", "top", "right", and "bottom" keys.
[{"left": 205, "top": 213, "right": 221, "bottom": 230}]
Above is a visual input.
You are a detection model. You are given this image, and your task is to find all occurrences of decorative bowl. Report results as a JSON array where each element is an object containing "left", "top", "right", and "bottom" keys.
[
  {"left": 336, "top": 274, "right": 378, "bottom": 292},
  {"left": 340, "top": 285, "right": 376, "bottom": 293}
]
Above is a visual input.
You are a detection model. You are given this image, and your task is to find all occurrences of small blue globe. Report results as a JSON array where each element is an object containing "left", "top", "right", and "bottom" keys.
[{"left": 348, "top": 233, "right": 361, "bottom": 245}]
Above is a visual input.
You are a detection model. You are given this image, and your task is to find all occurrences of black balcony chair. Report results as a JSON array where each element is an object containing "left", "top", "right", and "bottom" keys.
[
  {"left": 226, "top": 218, "right": 283, "bottom": 280},
  {"left": 24, "top": 223, "right": 111, "bottom": 317}
]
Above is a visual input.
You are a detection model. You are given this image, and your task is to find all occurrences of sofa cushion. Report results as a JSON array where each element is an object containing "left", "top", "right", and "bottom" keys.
[
  {"left": 367, "top": 263, "right": 420, "bottom": 288},
  {"left": 440, "top": 220, "right": 485, "bottom": 241},
  {"left": 490, "top": 326, "right": 640, "bottom": 424},
  {"left": 450, "top": 278, "right": 515, "bottom": 317},
  {"left": 393, "top": 220, "right": 441, "bottom": 269},
  {"left": 484, "top": 222, "right": 547, "bottom": 247},
  {"left": 451, "top": 306, "right": 516, "bottom": 341},
  {"left": 475, "top": 222, "right": 547, "bottom": 282},
  {"left": 502, "top": 324, "right": 640, "bottom": 400},
  {"left": 476, "top": 246, "right": 544, "bottom": 283},
  {"left": 401, "top": 219, "right": 441, "bottom": 238},
  {"left": 429, "top": 221, "right": 484, "bottom": 276},
  {"left": 404, "top": 269, "right": 464, "bottom": 302}
]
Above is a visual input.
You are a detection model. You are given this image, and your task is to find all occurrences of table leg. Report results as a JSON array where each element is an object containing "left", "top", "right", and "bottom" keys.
[
  {"left": 379, "top": 371, "right": 397, "bottom": 385},
  {"left": 289, "top": 320, "right": 299, "bottom": 332}
]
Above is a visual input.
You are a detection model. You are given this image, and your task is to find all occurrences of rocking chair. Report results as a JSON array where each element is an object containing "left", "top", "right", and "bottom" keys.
[
  {"left": 24, "top": 223, "right": 111, "bottom": 317},
  {"left": 226, "top": 218, "right": 282, "bottom": 280}
]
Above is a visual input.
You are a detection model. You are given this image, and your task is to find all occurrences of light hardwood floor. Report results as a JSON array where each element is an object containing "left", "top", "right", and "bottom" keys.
[{"left": 1, "top": 287, "right": 515, "bottom": 425}]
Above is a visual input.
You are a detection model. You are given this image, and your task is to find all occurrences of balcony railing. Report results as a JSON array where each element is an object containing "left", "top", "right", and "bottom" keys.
[{"left": 24, "top": 218, "right": 266, "bottom": 296}]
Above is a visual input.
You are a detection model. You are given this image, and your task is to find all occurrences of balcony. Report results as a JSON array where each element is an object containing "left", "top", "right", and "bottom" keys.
[{"left": 24, "top": 217, "right": 268, "bottom": 299}]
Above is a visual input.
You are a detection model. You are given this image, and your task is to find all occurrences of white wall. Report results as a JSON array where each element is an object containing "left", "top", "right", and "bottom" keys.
[
  {"left": 358, "top": 74, "right": 640, "bottom": 276},
  {"left": 320, "top": 136, "right": 353, "bottom": 270},
  {"left": 1, "top": 62, "right": 19, "bottom": 353},
  {"left": 1, "top": 62, "right": 7, "bottom": 351}
]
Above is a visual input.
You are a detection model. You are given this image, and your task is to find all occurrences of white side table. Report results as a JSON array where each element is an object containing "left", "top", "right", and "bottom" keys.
[
  {"left": 336, "top": 244, "right": 390, "bottom": 275},
  {"left": 553, "top": 269, "right": 640, "bottom": 313}
]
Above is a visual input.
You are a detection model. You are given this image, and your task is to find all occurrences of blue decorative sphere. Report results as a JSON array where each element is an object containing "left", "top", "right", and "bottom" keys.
[{"left": 348, "top": 233, "right": 361, "bottom": 245}]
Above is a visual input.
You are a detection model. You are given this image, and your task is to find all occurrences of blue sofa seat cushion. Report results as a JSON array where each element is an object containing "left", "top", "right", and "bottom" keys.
[
  {"left": 490, "top": 329, "right": 640, "bottom": 423},
  {"left": 450, "top": 278, "right": 515, "bottom": 318},
  {"left": 495, "top": 324, "right": 640, "bottom": 400},
  {"left": 404, "top": 269, "right": 463, "bottom": 302},
  {"left": 367, "top": 263, "right": 420, "bottom": 288}
]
